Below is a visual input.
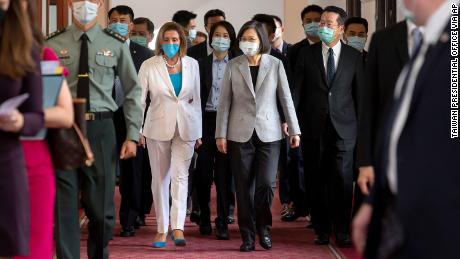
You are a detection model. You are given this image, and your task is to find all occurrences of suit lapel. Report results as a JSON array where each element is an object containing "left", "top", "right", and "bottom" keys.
[
  {"left": 332, "top": 43, "right": 349, "bottom": 88},
  {"left": 313, "top": 44, "right": 328, "bottom": 87},
  {"left": 178, "top": 58, "right": 188, "bottom": 99},
  {"left": 394, "top": 21, "right": 410, "bottom": 67},
  {"left": 255, "top": 54, "right": 270, "bottom": 94},
  {"left": 238, "top": 58, "right": 255, "bottom": 97},
  {"left": 154, "top": 57, "right": 177, "bottom": 99}
]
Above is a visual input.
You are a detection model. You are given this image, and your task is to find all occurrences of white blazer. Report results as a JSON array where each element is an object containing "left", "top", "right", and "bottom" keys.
[{"left": 139, "top": 55, "right": 202, "bottom": 141}]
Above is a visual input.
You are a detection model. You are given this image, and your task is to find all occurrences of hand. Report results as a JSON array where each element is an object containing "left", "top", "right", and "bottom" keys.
[
  {"left": 352, "top": 203, "right": 373, "bottom": 255},
  {"left": 0, "top": 109, "right": 24, "bottom": 133},
  {"left": 289, "top": 135, "right": 300, "bottom": 148},
  {"left": 195, "top": 138, "right": 202, "bottom": 149},
  {"left": 138, "top": 133, "right": 146, "bottom": 148},
  {"left": 282, "top": 123, "right": 289, "bottom": 136},
  {"left": 216, "top": 138, "right": 227, "bottom": 154},
  {"left": 120, "top": 140, "right": 137, "bottom": 159},
  {"left": 358, "top": 166, "right": 375, "bottom": 196}
]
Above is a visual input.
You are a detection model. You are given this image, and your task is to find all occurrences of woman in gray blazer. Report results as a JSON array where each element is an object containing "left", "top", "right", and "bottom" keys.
[{"left": 215, "top": 21, "right": 301, "bottom": 252}]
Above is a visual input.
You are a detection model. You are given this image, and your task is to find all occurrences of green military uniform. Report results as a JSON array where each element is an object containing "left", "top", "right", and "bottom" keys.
[{"left": 46, "top": 24, "right": 142, "bottom": 259}]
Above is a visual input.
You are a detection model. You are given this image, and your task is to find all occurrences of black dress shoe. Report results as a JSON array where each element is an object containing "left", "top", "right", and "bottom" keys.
[
  {"left": 227, "top": 216, "right": 234, "bottom": 224},
  {"left": 120, "top": 227, "right": 135, "bottom": 237},
  {"left": 190, "top": 211, "right": 200, "bottom": 226},
  {"left": 199, "top": 222, "right": 212, "bottom": 235},
  {"left": 259, "top": 235, "right": 272, "bottom": 250},
  {"left": 216, "top": 226, "right": 230, "bottom": 240},
  {"left": 239, "top": 243, "right": 255, "bottom": 252},
  {"left": 134, "top": 216, "right": 145, "bottom": 229},
  {"left": 336, "top": 234, "right": 352, "bottom": 247},
  {"left": 314, "top": 234, "right": 330, "bottom": 245}
]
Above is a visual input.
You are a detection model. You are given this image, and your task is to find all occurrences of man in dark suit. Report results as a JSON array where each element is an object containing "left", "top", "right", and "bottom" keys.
[
  {"left": 294, "top": 6, "right": 364, "bottom": 247},
  {"left": 187, "top": 9, "right": 226, "bottom": 61},
  {"left": 344, "top": 17, "right": 369, "bottom": 63},
  {"left": 288, "top": 5, "right": 323, "bottom": 69},
  {"left": 271, "top": 15, "right": 292, "bottom": 56},
  {"left": 353, "top": 1, "right": 459, "bottom": 258},
  {"left": 108, "top": 5, "right": 154, "bottom": 237},
  {"left": 355, "top": 20, "right": 409, "bottom": 205}
]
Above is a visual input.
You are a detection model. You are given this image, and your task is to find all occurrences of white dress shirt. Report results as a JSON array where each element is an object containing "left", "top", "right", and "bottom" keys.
[
  {"left": 387, "top": 0, "right": 454, "bottom": 193},
  {"left": 321, "top": 40, "right": 342, "bottom": 77},
  {"left": 206, "top": 39, "right": 213, "bottom": 55}
]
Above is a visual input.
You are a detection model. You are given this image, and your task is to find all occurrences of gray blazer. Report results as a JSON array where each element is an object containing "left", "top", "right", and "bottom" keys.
[{"left": 216, "top": 54, "right": 301, "bottom": 143}]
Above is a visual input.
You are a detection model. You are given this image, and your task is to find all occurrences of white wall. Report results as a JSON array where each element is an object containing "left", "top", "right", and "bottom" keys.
[{"left": 112, "top": 0, "right": 283, "bottom": 48}]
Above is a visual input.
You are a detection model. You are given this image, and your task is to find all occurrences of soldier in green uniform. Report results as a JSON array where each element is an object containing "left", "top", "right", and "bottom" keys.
[{"left": 46, "top": 0, "right": 142, "bottom": 258}]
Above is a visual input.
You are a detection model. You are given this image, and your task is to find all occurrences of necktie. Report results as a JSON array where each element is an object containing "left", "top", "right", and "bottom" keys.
[
  {"left": 77, "top": 34, "right": 90, "bottom": 111},
  {"left": 327, "top": 47, "right": 335, "bottom": 86},
  {"left": 411, "top": 27, "right": 423, "bottom": 57}
]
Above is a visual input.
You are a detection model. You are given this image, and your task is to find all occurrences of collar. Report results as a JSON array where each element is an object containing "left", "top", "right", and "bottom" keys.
[
  {"left": 71, "top": 23, "right": 101, "bottom": 42},
  {"left": 212, "top": 52, "right": 229, "bottom": 63},
  {"left": 276, "top": 41, "right": 284, "bottom": 53},
  {"left": 126, "top": 38, "right": 130, "bottom": 47},
  {"left": 423, "top": 0, "right": 454, "bottom": 45},
  {"left": 321, "top": 40, "right": 342, "bottom": 55}
]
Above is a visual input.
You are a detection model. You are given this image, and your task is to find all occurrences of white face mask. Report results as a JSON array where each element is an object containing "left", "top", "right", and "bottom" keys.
[
  {"left": 239, "top": 41, "right": 259, "bottom": 56},
  {"left": 188, "top": 29, "right": 197, "bottom": 40},
  {"left": 397, "top": 0, "right": 416, "bottom": 22},
  {"left": 272, "top": 27, "right": 282, "bottom": 42},
  {"left": 72, "top": 1, "right": 99, "bottom": 25}
]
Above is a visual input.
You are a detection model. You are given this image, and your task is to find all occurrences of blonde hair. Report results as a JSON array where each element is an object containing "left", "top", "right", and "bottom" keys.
[{"left": 155, "top": 22, "right": 187, "bottom": 57}]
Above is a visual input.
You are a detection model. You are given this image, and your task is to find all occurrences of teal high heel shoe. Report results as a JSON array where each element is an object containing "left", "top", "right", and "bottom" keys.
[
  {"left": 151, "top": 233, "right": 168, "bottom": 248},
  {"left": 171, "top": 230, "right": 186, "bottom": 246}
]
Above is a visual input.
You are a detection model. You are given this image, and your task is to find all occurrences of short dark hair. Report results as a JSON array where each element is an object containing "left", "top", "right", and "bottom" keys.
[
  {"left": 272, "top": 15, "right": 283, "bottom": 26},
  {"left": 108, "top": 5, "right": 134, "bottom": 22},
  {"left": 209, "top": 20, "right": 237, "bottom": 50},
  {"left": 323, "top": 6, "right": 348, "bottom": 25},
  {"left": 204, "top": 9, "right": 226, "bottom": 26},
  {"left": 252, "top": 14, "right": 276, "bottom": 35},
  {"left": 236, "top": 20, "right": 270, "bottom": 54},
  {"left": 196, "top": 31, "right": 208, "bottom": 40},
  {"left": 133, "top": 17, "right": 155, "bottom": 34},
  {"left": 301, "top": 5, "right": 323, "bottom": 21},
  {"left": 172, "top": 10, "right": 197, "bottom": 28},
  {"left": 345, "top": 17, "right": 368, "bottom": 33}
]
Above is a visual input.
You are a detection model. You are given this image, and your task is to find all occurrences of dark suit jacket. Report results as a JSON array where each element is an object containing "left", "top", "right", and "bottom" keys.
[
  {"left": 278, "top": 41, "right": 292, "bottom": 57},
  {"left": 288, "top": 38, "right": 311, "bottom": 70},
  {"left": 294, "top": 41, "right": 364, "bottom": 140},
  {"left": 129, "top": 41, "right": 154, "bottom": 72},
  {"left": 366, "top": 23, "right": 459, "bottom": 259},
  {"left": 188, "top": 41, "right": 208, "bottom": 62},
  {"left": 357, "top": 21, "right": 408, "bottom": 167}
]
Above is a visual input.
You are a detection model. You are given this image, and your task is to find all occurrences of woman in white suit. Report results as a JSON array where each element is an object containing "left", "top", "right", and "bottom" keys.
[{"left": 138, "top": 22, "right": 202, "bottom": 248}]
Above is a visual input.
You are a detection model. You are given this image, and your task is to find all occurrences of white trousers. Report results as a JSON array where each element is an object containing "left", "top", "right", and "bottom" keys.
[{"left": 146, "top": 128, "right": 195, "bottom": 233}]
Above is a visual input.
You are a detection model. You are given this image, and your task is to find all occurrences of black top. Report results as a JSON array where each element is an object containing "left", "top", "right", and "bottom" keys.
[{"left": 249, "top": 65, "right": 259, "bottom": 89}]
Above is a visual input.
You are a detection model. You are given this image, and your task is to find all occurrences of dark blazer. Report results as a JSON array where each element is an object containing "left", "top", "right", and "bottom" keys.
[
  {"left": 357, "top": 21, "right": 408, "bottom": 167},
  {"left": 188, "top": 41, "right": 208, "bottom": 62},
  {"left": 294, "top": 41, "right": 364, "bottom": 140},
  {"left": 288, "top": 38, "right": 311, "bottom": 70},
  {"left": 278, "top": 41, "right": 292, "bottom": 57},
  {"left": 199, "top": 49, "right": 241, "bottom": 116},
  {"left": 129, "top": 41, "right": 154, "bottom": 73},
  {"left": 366, "top": 23, "right": 459, "bottom": 259}
]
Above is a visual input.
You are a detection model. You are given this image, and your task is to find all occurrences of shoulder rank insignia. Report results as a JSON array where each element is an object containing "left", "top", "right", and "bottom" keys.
[
  {"left": 104, "top": 28, "right": 126, "bottom": 43},
  {"left": 45, "top": 27, "right": 67, "bottom": 41}
]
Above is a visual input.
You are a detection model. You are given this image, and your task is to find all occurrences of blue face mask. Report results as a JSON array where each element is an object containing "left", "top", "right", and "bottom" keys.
[
  {"left": 211, "top": 37, "right": 231, "bottom": 52},
  {"left": 318, "top": 27, "right": 335, "bottom": 44},
  {"left": 162, "top": 43, "right": 180, "bottom": 58},
  {"left": 131, "top": 36, "right": 148, "bottom": 47},
  {"left": 304, "top": 22, "right": 319, "bottom": 37},
  {"left": 108, "top": 22, "right": 129, "bottom": 37},
  {"left": 347, "top": 36, "right": 366, "bottom": 51}
]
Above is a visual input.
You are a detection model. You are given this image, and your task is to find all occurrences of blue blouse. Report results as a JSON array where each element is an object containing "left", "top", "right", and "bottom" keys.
[{"left": 169, "top": 72, "right": 183, "bottom": 96}]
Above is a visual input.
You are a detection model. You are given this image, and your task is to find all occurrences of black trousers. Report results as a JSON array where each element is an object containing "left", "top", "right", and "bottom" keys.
[
  {"left": 302, "top": 118, "right": 355, "bottom": 236},
  {"left": 229, "top": 133, "right": 281, "bottom": 243},
  {"left": 278, "top": 137, "right": 306, "bottom": 214},
  {"left": 140, "top": 148, "right": 153, "bottom": 216},
  {"left": 114, "top": 107, "right": 144, "bottom": 229},
  {"left": 195, "top": 112, "right": 232, "bottom": 227}
]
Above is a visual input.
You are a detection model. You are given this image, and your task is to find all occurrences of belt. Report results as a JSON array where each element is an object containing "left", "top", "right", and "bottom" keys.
[{"left": 85, "top": 111, "right": 113, "bottom": 121}]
